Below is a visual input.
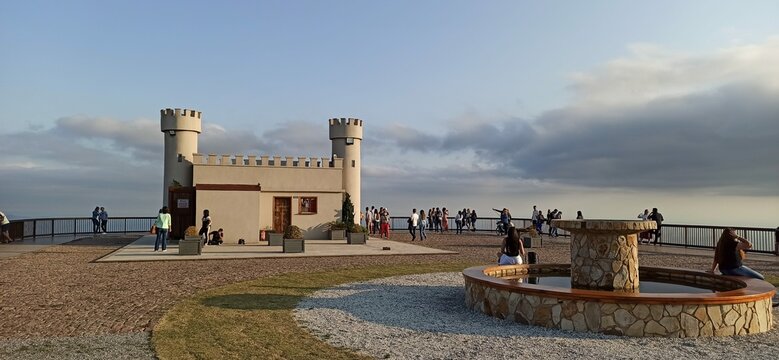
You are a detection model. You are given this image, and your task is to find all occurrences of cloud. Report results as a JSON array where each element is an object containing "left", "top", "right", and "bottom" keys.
[
  {"left": 0, "top": 116, "right": 335, "bottom": 217},
  {"left": 370, "top": 39, "right": 779, "bottom": 196}
]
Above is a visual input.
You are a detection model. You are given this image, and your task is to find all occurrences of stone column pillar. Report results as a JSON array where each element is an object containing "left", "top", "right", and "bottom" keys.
[{"left": 553, "top": 220, "right": 656, "bottom": 291}]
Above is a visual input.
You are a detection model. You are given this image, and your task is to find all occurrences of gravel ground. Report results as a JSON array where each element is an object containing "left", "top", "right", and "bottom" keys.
[
  {"left": 0, "top": 333, "right": 154, "bottom": 360},
  {"left": 294, "top": 272, "right": 779, "bottom": 360},
  {"left": 0, "top": 232, "right": 776, "bottom": 358}
]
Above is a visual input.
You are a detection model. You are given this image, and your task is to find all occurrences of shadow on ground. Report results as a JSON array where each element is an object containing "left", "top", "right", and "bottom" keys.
[{"left": 201, "top": 293, "right": 301, "bottom": 310}]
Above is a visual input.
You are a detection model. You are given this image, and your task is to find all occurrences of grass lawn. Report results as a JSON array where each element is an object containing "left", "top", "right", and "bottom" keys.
[
  {"left": 152, "top": 261, "right": 477, "bottom": 360},
  {"left": 764, "top": 274, "right": 779, "bottom": 287}
]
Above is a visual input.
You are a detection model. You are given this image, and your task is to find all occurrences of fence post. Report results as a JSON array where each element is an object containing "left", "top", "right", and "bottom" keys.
[
  {"left": 684, "top": 227, "right": 688, "bottom": 247},
  {"left": 51, "top": 219, "right": 55, "bottom": 237},
  {"left": 74, "top": 218, "right": 77, "bottom": 236},
  {"left": 774, "top": 227, "right": 778, "bottom": 256}
]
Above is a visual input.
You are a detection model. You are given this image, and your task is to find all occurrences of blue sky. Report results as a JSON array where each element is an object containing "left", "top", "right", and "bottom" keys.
[{"left": 1, "top": 1, "right": 778, "bottom": 226}]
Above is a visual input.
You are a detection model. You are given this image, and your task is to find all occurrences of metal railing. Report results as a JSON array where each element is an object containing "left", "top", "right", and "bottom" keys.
[
  {"left": 7, "top": 217, "right": 156, "bottom": 240},
  {"left": 387, "top": 216, "right": 778, "bottom": 255},
  {"left": 661, "top": 224, "right": 778, "bottom": 254},
  {"left": 388, "top": 216, "right": 570, "bottom": 237}
]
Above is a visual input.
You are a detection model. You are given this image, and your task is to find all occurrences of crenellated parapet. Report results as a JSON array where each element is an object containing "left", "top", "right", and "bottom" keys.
[
  {"left": 192, "top": 153, "right": 343, "bottom": 169},
  {"left": 161, "top": 108, "right": 202, "bottom": 133},
  {"left": 328, "top": 117, "right": 363, "bottom": 140}
]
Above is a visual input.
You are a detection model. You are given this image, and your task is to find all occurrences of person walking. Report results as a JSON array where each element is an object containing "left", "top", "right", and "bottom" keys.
[
  {"left": 98, "top": 207, "right": 109, "bottom": 234},
  {"left": 153, "top": 206, "right": 172, "bottom": 252},
  {"left": 0, "top": 210, "right": 15, "bottom": 244},
  {"left": 649, "top": 207, "right": 664, "bottom": 245},
  {"left": 418, "top": 210, "right": 428, "bottom": 241},
  {"left": 408, "top": 208, "right": 419, "bottom": 241},
  {"left": 91, "top": 206, "right": 101, "bottom": 234}
]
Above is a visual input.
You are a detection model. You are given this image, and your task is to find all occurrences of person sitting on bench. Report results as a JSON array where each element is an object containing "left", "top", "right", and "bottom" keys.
[{"left": 208, "top": 228, "right": 224, "bottom": 245}]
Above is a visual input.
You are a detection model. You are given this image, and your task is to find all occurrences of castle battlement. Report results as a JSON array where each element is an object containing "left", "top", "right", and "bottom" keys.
[
  {"left": 191, "top": 153, "right": 343, "bottom": 169},
  {"left": 161, "top": 108, "right": 202, "bottom": 118},
  {"left": 329, "top": 117, "right": 364, "bottom": 140},
  {"left": 328, "top": 117, "right": 363, "bottom": 126}
]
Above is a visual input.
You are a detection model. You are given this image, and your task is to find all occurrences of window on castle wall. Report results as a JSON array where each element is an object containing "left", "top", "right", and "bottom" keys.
[
  {"left": 352, "top": 160, "right": 355, "bottom": 167},
  {"left": 299, "top": 197, "right": 317, "bottom": 214}
]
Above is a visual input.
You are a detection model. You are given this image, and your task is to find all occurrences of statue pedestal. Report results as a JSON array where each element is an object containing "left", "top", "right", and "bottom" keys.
[{"left": 553, "top": 220, "right": 656, "bottom": 291}]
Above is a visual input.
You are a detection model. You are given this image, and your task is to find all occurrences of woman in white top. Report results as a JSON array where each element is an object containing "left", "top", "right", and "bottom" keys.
[{"left": 637, "top": 209, "right": 650, "bottom": 243}]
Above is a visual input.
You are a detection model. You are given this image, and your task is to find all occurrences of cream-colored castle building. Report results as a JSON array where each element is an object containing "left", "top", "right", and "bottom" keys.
[{"left": 160, "top": 108, "right": 362, "bottom": 242}]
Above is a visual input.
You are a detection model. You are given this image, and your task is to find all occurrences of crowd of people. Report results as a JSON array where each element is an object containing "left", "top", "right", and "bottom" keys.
[{"left": 362, "top": 206, "right": 392, "bottom": 239}]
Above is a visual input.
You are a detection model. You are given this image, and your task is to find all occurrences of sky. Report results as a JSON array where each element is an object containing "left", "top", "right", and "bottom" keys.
[{"left": 1, "top": 1, "right": 778, "bottom": 227}]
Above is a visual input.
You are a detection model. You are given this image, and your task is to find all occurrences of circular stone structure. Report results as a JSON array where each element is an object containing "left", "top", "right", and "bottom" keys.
[
  {"left": 554, "top": 219, "right": 656, "bottom": 291},
  {"left": 463, "top": 219, "right": 775, "bottom": 337},
  {"left": 463, "top": 264, "right": 775, "bottom": 337}
]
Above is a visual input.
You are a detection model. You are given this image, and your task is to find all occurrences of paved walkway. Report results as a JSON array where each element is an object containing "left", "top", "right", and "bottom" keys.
[{"left": 96, "top": 235, "right": 455, "bottom": 262}]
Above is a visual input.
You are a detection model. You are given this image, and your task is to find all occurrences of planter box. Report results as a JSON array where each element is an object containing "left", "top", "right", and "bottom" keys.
[
  {"left": 329, "top": 229, "right": 346, "bottom": 240},
  {"left": 347, "top": 232, "right": 367, "bottom": 245},
  {"left": 267, "top": 233, "right": 284, "bottom": 246},
  {"left": 179, "top": 237, "right": 202, "bottom": 255},
  {"left": 283, "top": 238, "right": 305, "bottom": 253}
]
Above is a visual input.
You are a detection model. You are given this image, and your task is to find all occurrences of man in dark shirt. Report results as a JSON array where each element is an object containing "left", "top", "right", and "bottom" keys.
[
  {"left": 649, "top": 208, "right": 664, "bottom": 245},
  {"left": 208, "top": 228, "right": 224, "bottom": 245}
]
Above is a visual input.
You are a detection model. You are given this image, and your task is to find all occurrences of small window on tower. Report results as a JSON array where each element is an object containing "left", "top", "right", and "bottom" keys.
[
  {"left": 351, "top": 160, "right": 355, "bottom": 167},
  {"left": 345, "top": 137, "right": 354, "bottom": 145},
  {"left": 178, "top": 154, "right": 183, "bottom": 162}
]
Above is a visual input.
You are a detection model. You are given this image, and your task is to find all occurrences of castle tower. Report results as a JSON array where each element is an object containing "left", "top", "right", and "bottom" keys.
[
  {"left": 329, "top": 117, "right": 363, "bottom": 224},
  {"left": 160, "top": 108, "right": 201, "bottom": 205}
]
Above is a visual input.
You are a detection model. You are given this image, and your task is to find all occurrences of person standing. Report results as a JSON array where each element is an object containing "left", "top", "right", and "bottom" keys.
[
  {"left": 0, "top": 210, "right": 15, "bottom": 244},
  {"left": 199, "top": 209, "right": 212, "bottom": 244},
  {"left": 637, "top": 209, "right": 651, "bottom": 244},
  {"left": 379, "top": 207, "right": 390, "bottom": 238},
  {"left": 576, "top": 211, "right": 584, "bottom": 219},
  {"left": 418, "top": 210, "right": 428, "bottom": 241},
  {"left": 91, "top": 206, "right": 101, "bottom": 234},
  {"left": 649, "top": 207, "right": 664, "bottom": 245},
  {"left": 531, "top": 205, "right": 539, "bottom": 230},
  {"left": 98, "top": 207, "right": 109, "bottom": 234},
  {"left": 470, "top": 209, "right": 478, "bottom": 231},
  {"left": 548, "top": 209, "right": 558, "bottom": 236},
  {"left": 455, "top": 211, "right": 463, "bottom": 234},
  {"left": 365, "top": 207, "right": 373, "bottom": 235},
  {"left": 442, "top": 208, "right": 449, "bottom": 232},
  {"left": 153, "top": 206, "right": 172, "bottom": 252},
  {"left": 373, "top": 208, "right": 380, "bottom": 236},
  {"left": 409, "top": 208, "right": 419, "bottom": 241},
  {"left": 536, "top": 212, "right": 546, "bottom": 233}
]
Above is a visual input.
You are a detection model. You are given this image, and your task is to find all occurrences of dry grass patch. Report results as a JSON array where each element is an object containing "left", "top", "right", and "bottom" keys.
[{"left": 152, "top": 262, "right": 476, "bottom": 360}]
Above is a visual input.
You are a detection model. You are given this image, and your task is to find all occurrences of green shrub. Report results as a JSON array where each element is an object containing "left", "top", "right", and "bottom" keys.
[
  {"left": 326, "top": 221, "right": 347, "bottom": 231},
  {"left": 284, "top": 225, "right": 303, "bottom": 239},
  {"left": 349, "top": 223, "right": 367, "bottom": 233}
]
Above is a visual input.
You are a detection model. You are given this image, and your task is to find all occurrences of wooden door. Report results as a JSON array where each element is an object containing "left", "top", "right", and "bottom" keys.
[
  {"left": 273, "top": 197, "right": 291, "bottom": 233},
  {"left": 168, "top": 187, "right": 196, "bottom": 240}
]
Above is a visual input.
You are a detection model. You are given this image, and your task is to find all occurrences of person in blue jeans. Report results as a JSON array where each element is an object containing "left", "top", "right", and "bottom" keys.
[
  {"left": 418, "top": 210, "right": 427, "bottom": 241},
  {"left": 154, "top": 206, "right": 172, "bottom": 252},
  {"left": 91, "top": 206, "right": 101, "bottom": 234},
  {"left": 709, "top": 228, "right": 764, "bottom": 279}
]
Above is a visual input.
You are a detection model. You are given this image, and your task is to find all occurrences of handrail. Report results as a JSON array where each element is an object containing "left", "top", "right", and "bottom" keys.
[
  {"left": 7, "top": 215, "right": 778, "bottom": 255},
  {"left": 386, "top": 216, "right": 779, "bottom": 255},
  {"left": 7, "top": 217, "right": 156, "bottom": 240}
]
